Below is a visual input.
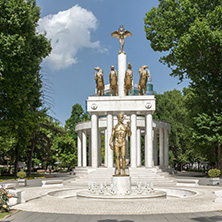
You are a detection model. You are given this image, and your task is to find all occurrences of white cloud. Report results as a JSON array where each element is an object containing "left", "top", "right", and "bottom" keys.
[{"left": 37, "top": 5, "right": 101, "bottom": 70}]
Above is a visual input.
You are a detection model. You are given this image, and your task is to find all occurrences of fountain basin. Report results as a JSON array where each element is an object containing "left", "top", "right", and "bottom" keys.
[
  {"left": 48, "top": 189, "right": 81, "bottom": 198},
  {"left": 77, "top": 190, "right": 166, "bottom": 199},
  {"left": 156, "top": 188, "right": 196, "bottom": 198},
  {"left": 47, "top": 188, "right": 197, "bottom": 200}
]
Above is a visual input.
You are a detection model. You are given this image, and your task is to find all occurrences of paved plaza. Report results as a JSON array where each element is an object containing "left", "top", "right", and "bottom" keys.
[
  {"left": 3, "top": 211, "right": 222, "bottom": 222},
  {"left": 1, "top": 172, "right": 222, "bottom": 222}
]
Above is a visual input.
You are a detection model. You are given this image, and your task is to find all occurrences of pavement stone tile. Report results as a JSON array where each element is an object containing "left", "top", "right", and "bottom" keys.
[
  {"left": 131, "top": 215, "right": 145, "bottom": 222},
  {"left": 190, "top": 215, "right": 222, "bottom": 222},
  {"left": 119, "top": 215, "right": 135, "bottom": 222},
  {"left": 22, "top": 212, "right": 41, "bottom": 222},
  {"left": 9, "top": 211, "right": 32, "bottom": 220},
  {"left": 163, "top": 213, "right": 179, "bottom": 222},
  {"left": 54, "top": 215, "right": 77, "bottom": 222},
  {"left": 174, "top": 213, "right": 191, "bottom": 222},
  {"left": 88, "top": 215, "right": 101, "bottom": 222},
  {"left": 153, "top": 214, "right": 169, "bottom": 222},
  {"left": 64, "top": 215, "right": 80, "bottom": 222},
  {"left": 142, "top": 215, "right": 157, "bottom": 222},
  {"left": 41, "top": 219, "right": 55, "bottom": 222},
  {"left": 76, "top": 215, "right": 90, "bottom": 222},
  {"left": 99, "top": 215, "right": 127, "bottom": 222},
  {"left": 31, "top": 212, "right": 55, "bottom": 222}
]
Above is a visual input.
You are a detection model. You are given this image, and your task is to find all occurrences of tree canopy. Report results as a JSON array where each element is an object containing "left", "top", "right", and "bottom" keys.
[
  {"left": 0, "top": 0, "right": 51, "bottom": 173},
  {"left": 145, "top": 0, "right": 222, "bottom": 169},
  {"left": 154, "top": 89, "right": 204, "bottom": 170}
]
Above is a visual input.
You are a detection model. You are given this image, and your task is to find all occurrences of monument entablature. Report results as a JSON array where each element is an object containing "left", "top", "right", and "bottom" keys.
[{"left": 87, "top": 95, "right": 155, "bottom": 115}]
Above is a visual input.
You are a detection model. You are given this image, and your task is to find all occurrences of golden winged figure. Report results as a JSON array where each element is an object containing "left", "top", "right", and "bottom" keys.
[{"left": 111, "top": 25, "right": 132, "bottom": 54}]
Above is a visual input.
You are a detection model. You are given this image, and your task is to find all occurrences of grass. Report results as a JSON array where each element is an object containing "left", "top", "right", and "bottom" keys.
[
  {"left": 0, "top": 173, "right": 56, "bottom": 182},
  {"left": 0, "top": 175, "right": 17, "bottom": 182},
  {"left": 0, "top": 210, "right": 17, "bottom": 220},
  {"left": 0, "top": 212, "right": 10, "bottom": 220}
]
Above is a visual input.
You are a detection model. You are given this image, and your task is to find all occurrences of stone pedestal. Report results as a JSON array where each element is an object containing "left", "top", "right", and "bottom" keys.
[{"left": 112, "top": 176, "right": 131, "bottom": 195}]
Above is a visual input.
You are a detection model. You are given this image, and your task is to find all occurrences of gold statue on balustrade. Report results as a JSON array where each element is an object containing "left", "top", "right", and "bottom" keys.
[
  {"left": 111, "top": 25, "right": 132, "bottom": 54},
  {"left": 109, "top": 114, "right": 131, "bottom": 176},
  {"left": 124, "top": 63, "right": 133, "bottom": 96},
  {"left": 138, "top": 65, "right": 149, "bottom": 95},
  {"left": 109, "top": 66, "right": 118, "bottom": 96},
  {"left": 94, "top": 67, "right": 104, "bottom": 96}
]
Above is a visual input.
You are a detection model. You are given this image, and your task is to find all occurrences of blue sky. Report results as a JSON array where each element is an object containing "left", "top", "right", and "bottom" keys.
[{"left": 36, "top": 0, "right": 190, "bottom": 125}]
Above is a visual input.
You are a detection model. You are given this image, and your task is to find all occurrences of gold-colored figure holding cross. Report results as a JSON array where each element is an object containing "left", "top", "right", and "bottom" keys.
[{"left": 109, "top": 114, "right": 131, "bottom": 176}]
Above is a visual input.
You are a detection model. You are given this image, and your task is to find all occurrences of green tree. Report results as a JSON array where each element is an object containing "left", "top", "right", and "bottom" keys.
[
  {"left": 154, "top": 89, "right": 203, "bottom": 170},
  {"left": 65, "top": 104, "right": 89, "bottom": 166},
  {"left": 144, "top": 0, "right": 222, "bottom": 169},
  {"left": 65, "top": 104, "right": 89, "bottom": 140},
  {"left": 184, "top": 88, "right": 222, "bottom": 168},
  {"left": 0, "top": 0, "right": 51, "bottom": 174},
  {"left": 51, "top": 133, "right": 76, "bottom": 170},
  {"left": 192, "top": 113, "right": 222, "bottom": 167},
  {"left": 25, "top": 117, "right": 68, "bottom": 176}
]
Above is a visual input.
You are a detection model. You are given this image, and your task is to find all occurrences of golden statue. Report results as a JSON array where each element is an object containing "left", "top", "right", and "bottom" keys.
[
  {"left": 124, "top": 63, "right": 133, "bottom": 96},
  {"left": 109, "top": 66, "right": 118, "bottom": 96},
  {"left": 138, "top": 65, "right": 149, "bottom": 95},
  {"left": 111, "top": 25, "right": 132, "bottom": 54},
  {"left": 109, "top": 114, "right": 131, "bottom": 176},
  {"left": 94, "top": 67, "right": 104, "bottom": 96}
]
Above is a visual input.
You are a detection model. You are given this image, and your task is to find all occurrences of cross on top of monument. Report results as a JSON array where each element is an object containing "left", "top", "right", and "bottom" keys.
[{"left": 111, "top": 25, "right": 132, "bottom": 54}]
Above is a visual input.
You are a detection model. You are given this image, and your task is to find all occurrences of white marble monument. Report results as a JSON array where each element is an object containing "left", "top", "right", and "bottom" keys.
[{"left": 75, "top": 26, "right": 170, "bottom": 172}]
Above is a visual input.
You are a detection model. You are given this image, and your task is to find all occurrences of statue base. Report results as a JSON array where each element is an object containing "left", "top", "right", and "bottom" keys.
[{"left": 112, "top": 176, "right": 131, "bottom": 195}]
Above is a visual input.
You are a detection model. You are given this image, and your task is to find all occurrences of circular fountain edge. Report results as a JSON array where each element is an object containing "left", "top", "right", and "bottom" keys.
[{"left": 76, "top": 189, "right": 166, "bottom": 199}]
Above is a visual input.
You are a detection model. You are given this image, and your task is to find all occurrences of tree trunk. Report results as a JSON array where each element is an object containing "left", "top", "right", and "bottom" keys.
[
  {"left": 27, "top": 146, "right": 34, "bottom": 177},
  {"left": 14, "top": 142, "right": 20, "bottom": 176},
  {"left": 214, "top": 147, "right": 218, "bottom": 168},
  {"left": 218, "top": 144, "right": 222, "bottom": 171},
  {"left": 27, "top": 136, "right": 36, "bottom": 177}
]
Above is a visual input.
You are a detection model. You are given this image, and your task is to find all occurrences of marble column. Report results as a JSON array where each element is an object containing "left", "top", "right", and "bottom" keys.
[
  {"left": 91, "top": 114, "right": 98, "bottom": 168},
  {"left": 82, "top": 130, "right": 87, "bottom": 167},
  {"left": 88, "top": 132, "right": 92, "bottom": 166},
  {"left": 137, "top": 128, "right": 141, "bottom": 167},
  {"left": 107, "top": 113, "right": 113, "bottom": 168},
  {"left": 104, "top": 129, "right": 108, "bottom": 167},
  {"left": 130, "top": 113, "right": 137, "bottom": 168},
  {"left": 126, "top": 136, "right": 129, "bottom": 159},
  {"left": 153, "top": 130, "right": 158, "bottom": 166},
  {"left": 145, "top": 113, "right": 153, "bottom": 167},
  {"left": 118, "top": 53, "right": 127, "bottom": 96},
  {"left": 77, "top": 132, "right": 82, "bottom": 167},
  {"left": 164, "top": 129, "right": 169, "bottom": 167},
  {"left": 159, "top": 128, "right": 164, "bottom": 167},
  {"left": 98, "top": 131, "right": 102, "bottom": 166}
]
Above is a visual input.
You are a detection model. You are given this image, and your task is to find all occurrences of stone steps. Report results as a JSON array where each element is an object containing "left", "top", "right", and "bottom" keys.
[{"left": 68, "top": 167, "right": 176, "bottom": 187}]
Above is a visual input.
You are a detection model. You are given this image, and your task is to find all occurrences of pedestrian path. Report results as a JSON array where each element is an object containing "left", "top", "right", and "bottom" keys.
[{"left": 3, "top": 210, "right": 222, "bottom": 222}]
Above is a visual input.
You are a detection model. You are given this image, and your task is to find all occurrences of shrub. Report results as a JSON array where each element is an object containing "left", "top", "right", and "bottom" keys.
[
  {"left": 0, "top": 186, "right": 11, "bottom": 212},
  {"left": 208, "top": 169, "right": 221, "bottom": 178},
  {"left": 17, "top": 171, "right": 26, "bottom": 179}
]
